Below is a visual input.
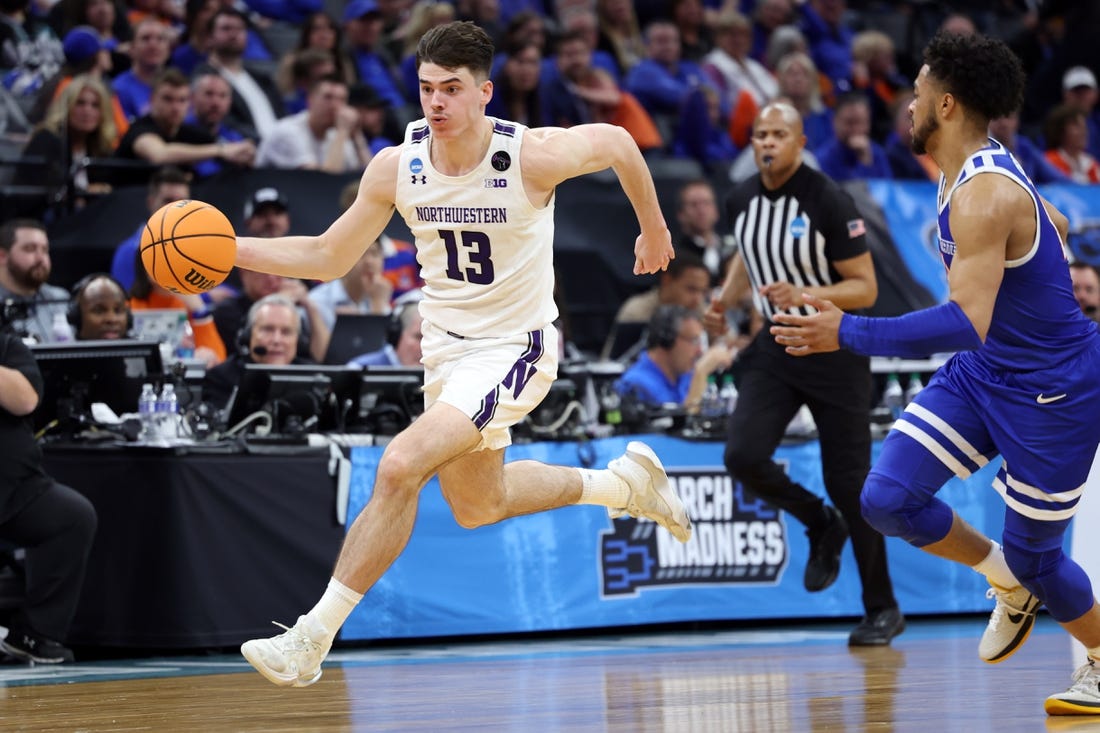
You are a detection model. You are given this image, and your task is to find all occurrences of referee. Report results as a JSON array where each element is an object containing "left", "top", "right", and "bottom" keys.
[{"left": 706, "top": 102, "right": 903, "bottom": 646}]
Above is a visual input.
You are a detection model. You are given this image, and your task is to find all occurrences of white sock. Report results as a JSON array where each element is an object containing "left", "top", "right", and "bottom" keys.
[
  {"left": 307, "top": 577, "right": 363, "bottom": 638},
  {"left": 576, "top": 468, "right": 631, "bottom": 508},
  {"left": 971, "top": 541, "right": 1020, "bottom": 589}
]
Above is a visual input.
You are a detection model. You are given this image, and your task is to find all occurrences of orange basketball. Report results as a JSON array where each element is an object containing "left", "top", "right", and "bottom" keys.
[{"left": 140, "top": 199, "right": 236, "bottom": 295}]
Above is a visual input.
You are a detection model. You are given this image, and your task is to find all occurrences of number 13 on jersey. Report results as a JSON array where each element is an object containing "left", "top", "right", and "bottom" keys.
[{"left": 440, "top": 229, "right": 495, "bottom": 285}]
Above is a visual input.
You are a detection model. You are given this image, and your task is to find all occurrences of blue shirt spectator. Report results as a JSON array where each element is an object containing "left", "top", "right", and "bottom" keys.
[
  {"left": 798, "top": 0, "right": 853, "bottom": 95},
  {"left": 615, "top": 350, "right": 693, "bottom": 405},
  {"left": 624, "top": 21, "right": 714, "bottom": 118},
  {"left": 816, "top": 136, "right": 892, "bottom": 181}
]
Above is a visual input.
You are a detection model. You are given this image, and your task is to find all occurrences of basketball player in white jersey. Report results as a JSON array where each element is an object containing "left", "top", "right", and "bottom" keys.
[{"left": 234, "top": 21, "right": 692, "bottom": 687}]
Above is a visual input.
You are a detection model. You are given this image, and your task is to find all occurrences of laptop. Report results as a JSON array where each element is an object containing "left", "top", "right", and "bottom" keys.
[
  {"left": 131, "top": 309, "right": 188, "bottom": 348},
  {"left": 323, "top": 313, "right": 391, "bottom": 365}
]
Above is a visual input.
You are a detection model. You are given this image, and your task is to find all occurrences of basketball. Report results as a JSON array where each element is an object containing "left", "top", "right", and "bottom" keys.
[{"left": 140, "top": 199, "right": 236, "bottom": 295}]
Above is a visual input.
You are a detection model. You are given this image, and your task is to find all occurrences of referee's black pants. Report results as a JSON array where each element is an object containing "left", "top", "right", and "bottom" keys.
[
  {"left": 0, "top": 480, "right": 97, "bottom": 642},
  {"left": 722, "top": 335, "right": 897, "bottom": 614}
]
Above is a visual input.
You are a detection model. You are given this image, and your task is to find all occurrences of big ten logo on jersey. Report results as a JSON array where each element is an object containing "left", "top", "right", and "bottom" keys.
[
  {"left": 484, "top": 178, "right": 507, "bottom": 188},
  {"left": 599, "top": 466, "right": 788, "bottom": 597}
]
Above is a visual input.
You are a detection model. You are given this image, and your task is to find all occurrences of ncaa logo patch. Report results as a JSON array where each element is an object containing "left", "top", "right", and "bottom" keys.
[
  {"left": 410, "top": 157, "right": 423, "bottom": 174},
  {"left": 789, "top": 215, "right": 807, "bottom": 239}
]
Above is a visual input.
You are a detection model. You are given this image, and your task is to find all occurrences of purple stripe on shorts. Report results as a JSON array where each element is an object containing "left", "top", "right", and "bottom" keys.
[{"left": 471, "top": 329, "right": 545, "bottom": 429}]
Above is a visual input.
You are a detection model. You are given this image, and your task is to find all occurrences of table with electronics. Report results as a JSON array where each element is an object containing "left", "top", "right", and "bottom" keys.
[{"left": 42, "top": 442, "right": 347, "bottom": 649}]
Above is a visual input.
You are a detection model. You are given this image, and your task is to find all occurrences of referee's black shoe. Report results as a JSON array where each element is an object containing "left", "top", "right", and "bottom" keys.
[
  {"left": 804, "top": 505, "right": 849, "bottom": 592},
  {"left": 1, "top": 627, "right": 74, "bottom": 664}
]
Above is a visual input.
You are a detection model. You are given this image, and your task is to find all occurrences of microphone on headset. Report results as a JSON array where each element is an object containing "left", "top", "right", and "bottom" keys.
[{"left": 250, "top": 344, "right": 268, "bottom": 357}]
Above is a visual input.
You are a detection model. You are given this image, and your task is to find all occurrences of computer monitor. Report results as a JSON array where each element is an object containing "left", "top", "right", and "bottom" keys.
[
  {"left": 225, "top": 363, "right": 364, "bottom": 434},
  {"left": 323, "top": 314, "right": 390, "bottom": 365},
  {"left": 29, "top": 339, "right": 165, "bottom": 433},
  {"left": 360, "top": 366, "right": 425, "bottom": 435}
]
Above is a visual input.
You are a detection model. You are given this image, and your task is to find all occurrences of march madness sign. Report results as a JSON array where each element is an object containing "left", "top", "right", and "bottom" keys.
[{"left": 599, "top": 466, "right": 789, "bottom": 597}]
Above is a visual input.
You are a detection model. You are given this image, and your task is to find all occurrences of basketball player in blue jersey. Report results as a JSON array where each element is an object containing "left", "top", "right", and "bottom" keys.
[
  {"left": 770, "top": 31, "right": 1100, "bottom": 716},
  {"left": 232, "top": 21, "right": 692, "bottom": 688}
]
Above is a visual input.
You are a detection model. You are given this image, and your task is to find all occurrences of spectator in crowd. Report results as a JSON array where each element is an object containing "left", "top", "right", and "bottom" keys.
[
  {"left": 124, "top": 0, "right": 182, "bottom": 30},
  {"left": 109, "top": 165, "right": 190, "bottom": 290},
  {"left": 335, "top": 179, "right": 422, "bottom": 300},
  {"left": 542, "top": 29, "right": 662, "bottom": 152},
  {"left": 703, "top": 9, "right": 778, "bottom": 109},
  {"left": 309, "top": 238, "right": 393, "bottom": 331},
  {"left": 485, "top": 39, "right": 541, "bottom": 126},
  {"left": 614, "top": 304, "right": 734, "bottom": 411},
  {"left": 625, "top": 20, "right": 711, "bottom": 123},
  {"left": 595, "top": 0, "right": 645, "bottom": 77},
  {"left": 603, "top": 250, "right": 711, "bottom": 360},
  {"left": 1043, "top": 103, "right": 1100, "bottom": 184},
  {"left": 128, "top": 250, "right": 226, "bottom": 366},
  {"left": 555, "top": 6, "right": 618, "bottom": 79},
  {"left": 256, "top": 74, "right": 367, "bottom": 173},
  {"left": 169, "top": 0, "right": 218, "bottom": 76},
  {"left": 672, "top": 79, "right": 740, "bottom": 170},
  {"left": 202, "top": 294, "right": 310, "bottom": 409},
  {"left": 28, "top": 24, "right": 126, "bottom": 139},
  {"left": 884, "top": 92, "right": 938, "bottom": 181},
  {"left": 674, "top": 179, "right": 736, "bottom": 285},
  {"left": 0, "top": 220, "right": 70, "bottom": 344},
  {"left": 773, "top": 50, "right": 832, "bottom": 150},
  {"left": 709, "top": 101, "right": 902, "bottom": 646},
  {"left": 0, "top": 0, "right": 64, "bottom": 100},
  {"left": 749, "top": 0, "right": 793, "bottom": 65},
  {"left": 849, "top": 30, "right": 908, "bottom": 143},
  {"left": 69, "top": 273, "right": 131, "bottom": 340},
  {"left": 14, "top": 74, "right": 116, "bottom": 220},
  {"left": 988, "top": 110, "right": 1070, "bottom": 185},
  {"left": 185, "top": 69, "right": 254, "bottom": 179},
  {"left": 198, "top": 7, "right": 284, "bottom": 140},
  {"left": 815, "top": 91, "right": 892, "bottom": 181},
  {"left": 111, "top": 17, "right": 170, "bottom": 121},
  {"left": 0, "top": 328, "right": 97, "bottom": 665},
  {"left": 1061, "top": 66, "right": 1100, "bottom": 160},
  {"left": 112, "top": 68, "right": 255, "bottom": 186},
  {"left": 50, "top": 0, "right": 131, "bottom": 71},
  {"left": 277, "top": 47, "right": 338, "bottom": 115},
  {"left": 347, "top": 298, "right": 424, "bottom": 367},
  {"left": 798, "top": 0, "right": 854, "bottom": 96},
  {"left": 348, "top": 82, "right": 396, "bottom": 155},
  {"left": 212, "top": 188, "right": 331, "bottom": 363},
  {"left": 669, "top": 0, "right": 710, "bottom": 63},
  {"left": 343, "top": 0, "right": 405, "bottom": 109},
  {"left": 1070, "top": 261, "right": 1100, "bottom": 323}
]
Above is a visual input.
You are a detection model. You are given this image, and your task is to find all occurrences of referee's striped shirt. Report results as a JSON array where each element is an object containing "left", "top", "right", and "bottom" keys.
[{"left": 726, "top": 164, "right": 869, "bottom": 321}]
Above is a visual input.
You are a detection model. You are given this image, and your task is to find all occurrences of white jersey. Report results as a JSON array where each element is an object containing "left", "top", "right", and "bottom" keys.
[{"left": 395, "top": 117, "right": 558, "bottom": 338}]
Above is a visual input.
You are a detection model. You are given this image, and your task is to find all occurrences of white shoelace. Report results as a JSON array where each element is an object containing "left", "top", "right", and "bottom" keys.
[{"left": 269, "top": 620, "right": 321, "bottom": 654}]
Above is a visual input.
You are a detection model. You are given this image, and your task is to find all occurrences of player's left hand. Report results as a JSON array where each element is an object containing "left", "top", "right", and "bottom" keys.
[
  {"left": 633, "top": 228, "right": 674, "bottom": 275},
  {"left": 770, "top": 293, "right": 843, "bottom": 356}
]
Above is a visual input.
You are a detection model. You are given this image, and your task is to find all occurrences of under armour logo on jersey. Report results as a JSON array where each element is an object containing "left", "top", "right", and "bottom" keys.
[
  {"left": 409, "top": 157, "right": 425, "bottom": 184},
  {"left": 412, "top": 175, "right": 427, "bottom": 184}
]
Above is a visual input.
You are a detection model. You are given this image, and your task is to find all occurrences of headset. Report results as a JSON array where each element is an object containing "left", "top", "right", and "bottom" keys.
[
  {"left": 236, "top": 293, "right": 309, "bottom": 358},
  {"left": 68, "top": 273, "right": 134, "bottom": 335},
  {"left": 386, "top": 300, "right": 419, "bottom": 348},
  {"left": 646, "top": 304, "right": 690, "bottom": 350}
]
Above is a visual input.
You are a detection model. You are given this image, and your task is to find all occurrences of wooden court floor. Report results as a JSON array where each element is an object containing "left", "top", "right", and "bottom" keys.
[{"left": 3, "top": 616, "right": 1100, "bottom": 732}]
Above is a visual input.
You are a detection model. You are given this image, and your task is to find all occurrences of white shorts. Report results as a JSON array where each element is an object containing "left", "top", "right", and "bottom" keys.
[{"left": 421, "top": 319, "right": 559, "bottom": 451}]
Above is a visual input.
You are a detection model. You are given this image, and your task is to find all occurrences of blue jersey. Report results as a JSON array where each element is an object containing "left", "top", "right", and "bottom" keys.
[{"left": 936, "top": 138, "right": 1096, "bottom": 371}]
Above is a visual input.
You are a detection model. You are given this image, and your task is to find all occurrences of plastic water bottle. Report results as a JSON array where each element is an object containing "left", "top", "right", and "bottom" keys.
[
  {"left": 701, "top": 375, "right": 722, "bottom": 417},
  {"left": 905, "top": 372, "right": 924, "bottom": 405},
  {"left": 882, "top": 373, "right": 904, "bottom": 420},
  {"left": 719, "top": 374, "right": 738, "bottom": 415},
  {"left": 156, "top": 383, "right": 179, "bottom": 439},
  {"left": 50, "top": 311, "right": 73, "bottom": 342},
  {"left": 138, "top": 383, "right": 157, "bottom": 441}
]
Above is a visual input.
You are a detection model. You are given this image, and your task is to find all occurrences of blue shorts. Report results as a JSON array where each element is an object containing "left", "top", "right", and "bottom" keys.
[{"left": 871, "top": 338, "right": 1100, "bottom": 547}]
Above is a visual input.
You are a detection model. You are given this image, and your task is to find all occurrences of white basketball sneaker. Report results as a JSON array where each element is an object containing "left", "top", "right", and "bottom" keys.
[
  {"left": 607, "top": 441, "right": 693, "bottom": 543},
  {"left": 241, "top": 615, "right": 331, "bottom": 687},
  {"left": 978, "top": 582, "right": 1041, "bottom": 663},
  {"left": 1045, "top": 658, "right": 1100, "bottom": 715}
]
